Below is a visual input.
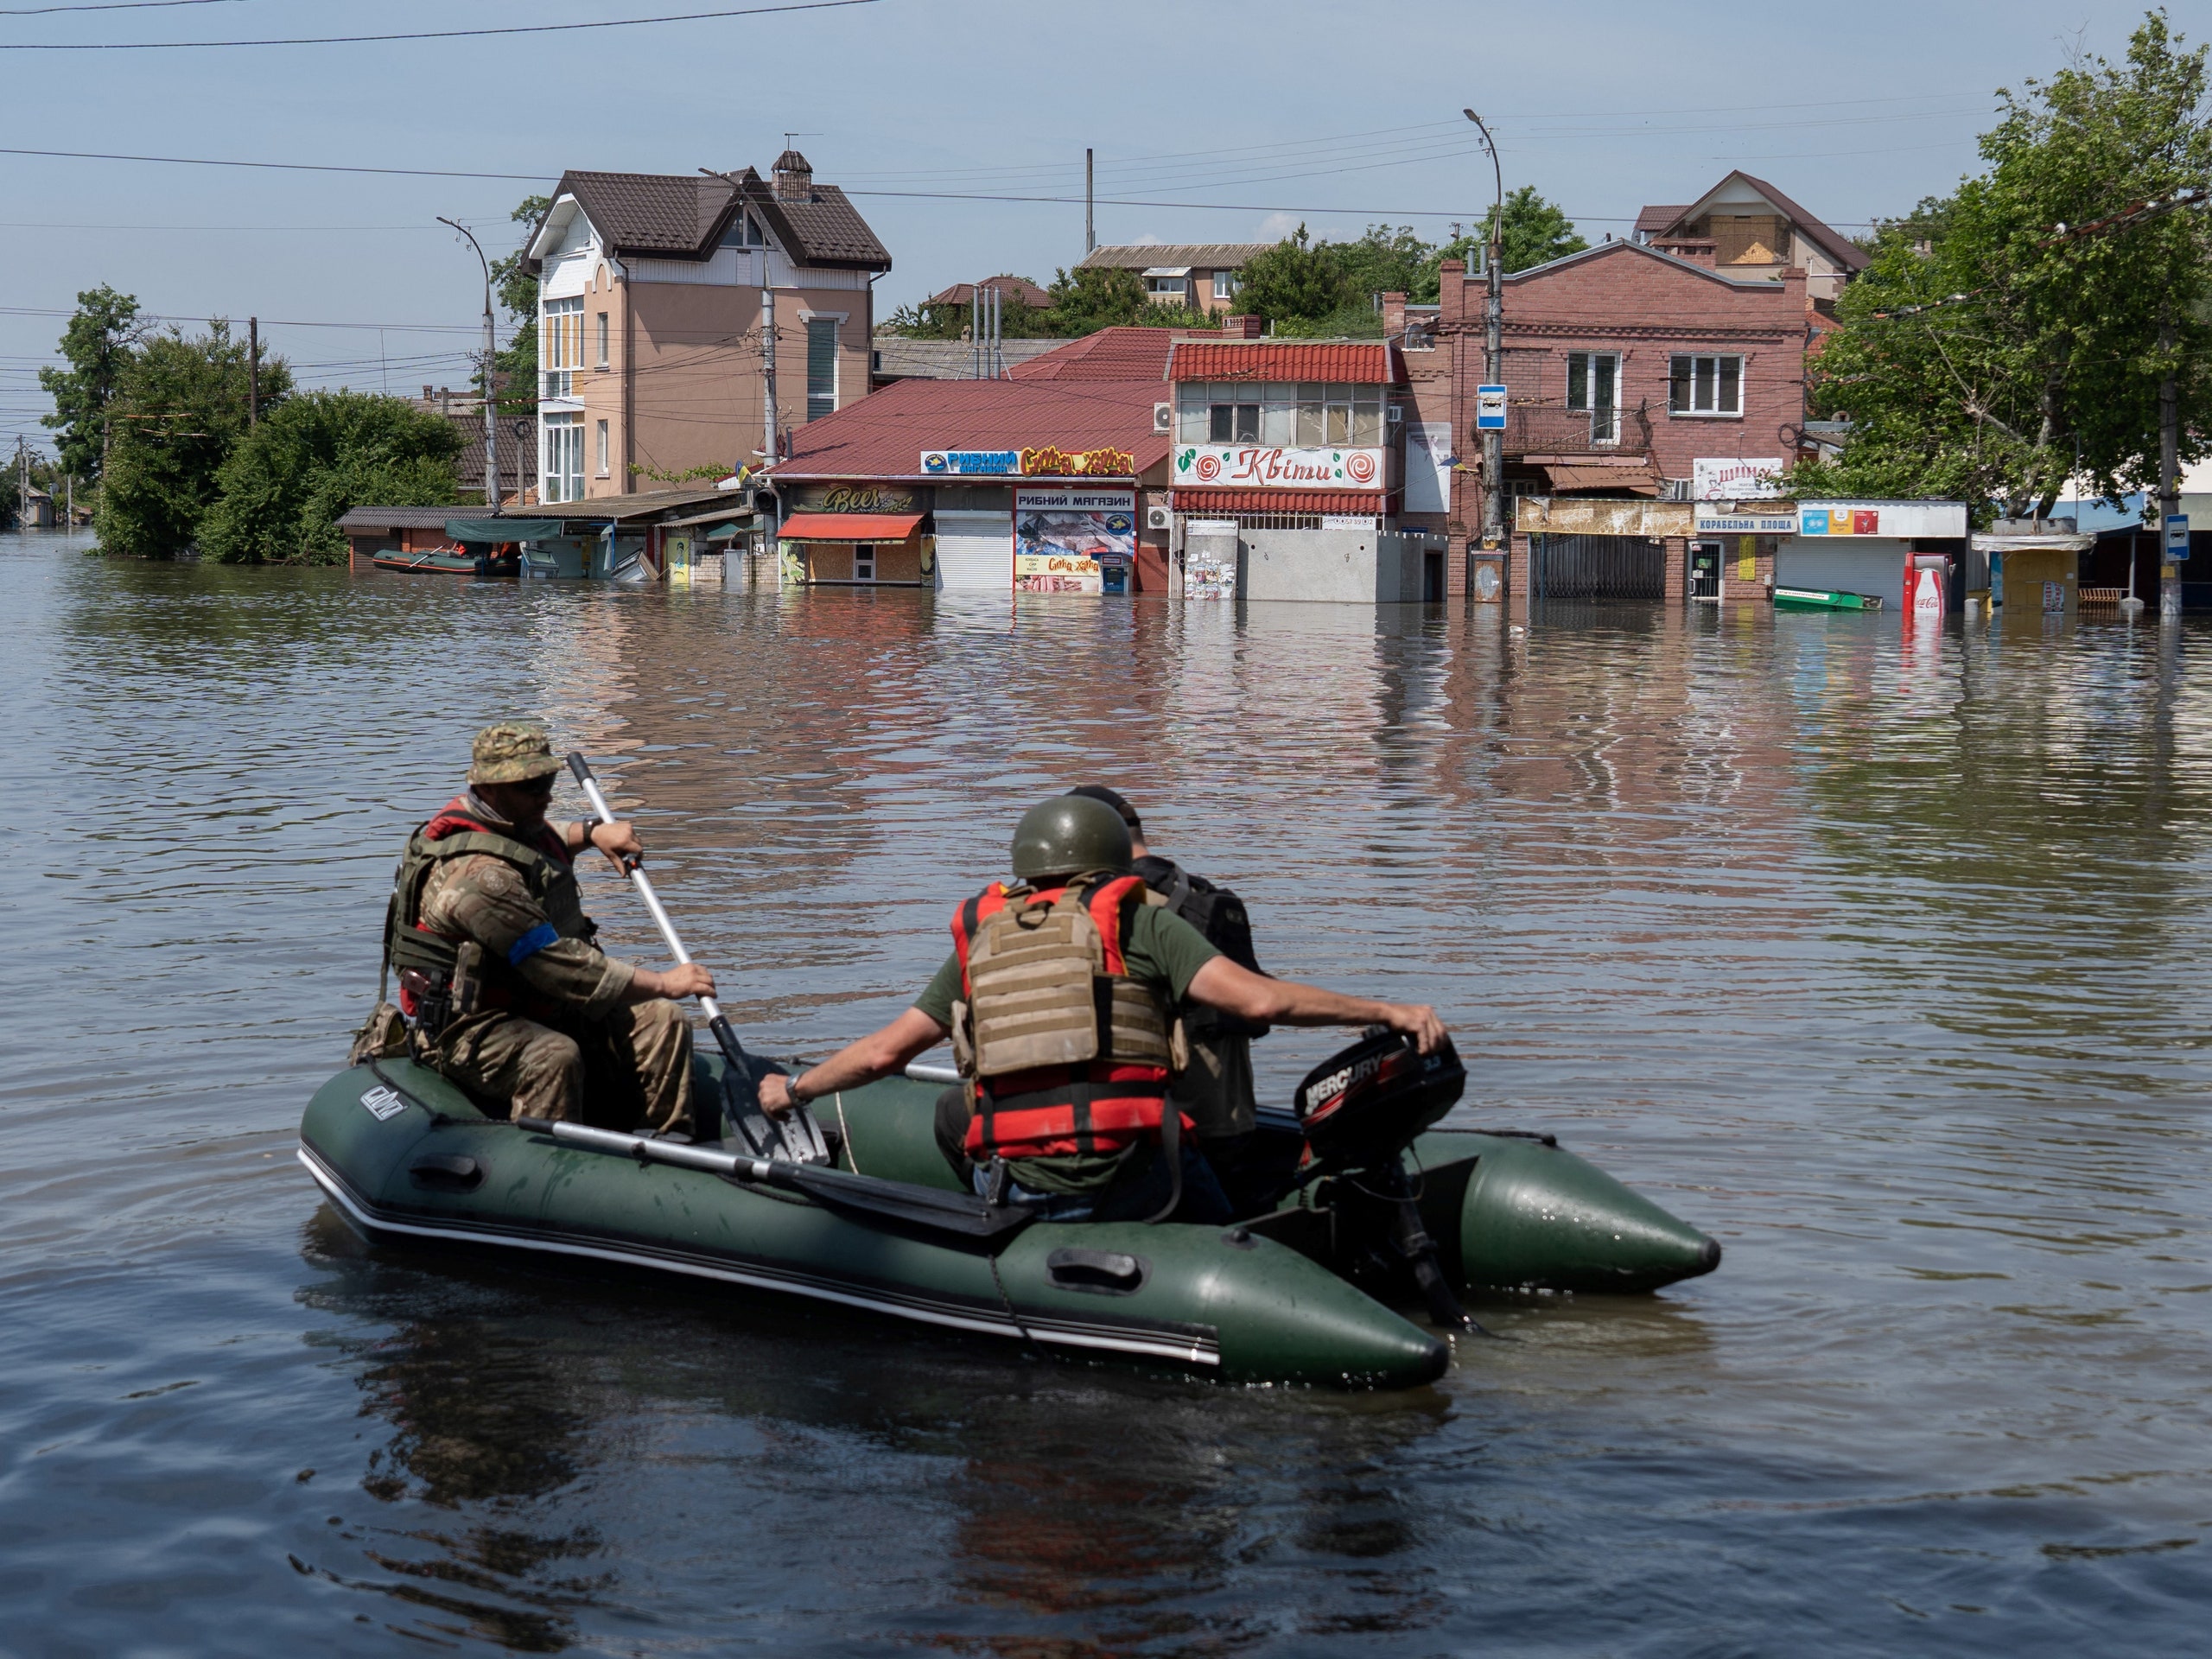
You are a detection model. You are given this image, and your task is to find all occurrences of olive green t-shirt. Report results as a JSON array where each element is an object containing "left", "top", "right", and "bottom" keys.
[{"left": 916, "top": 901, "right": 1222, "bottom": 1195}]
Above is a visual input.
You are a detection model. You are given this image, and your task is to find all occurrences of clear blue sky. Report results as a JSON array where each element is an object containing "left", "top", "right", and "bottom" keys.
[{"left": 0, "top": 0, "right": 2183, "bottom": 451}]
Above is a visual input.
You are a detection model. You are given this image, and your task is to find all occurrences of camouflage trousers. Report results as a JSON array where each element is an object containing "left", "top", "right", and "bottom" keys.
[{"left": 431, "top": 998, "right": 693, "bottom": 1135}]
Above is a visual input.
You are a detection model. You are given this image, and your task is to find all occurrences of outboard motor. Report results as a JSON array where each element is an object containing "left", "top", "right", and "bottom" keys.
[{"left": 1294, "top": 1029, "right": 1478, "bottom": 1332}]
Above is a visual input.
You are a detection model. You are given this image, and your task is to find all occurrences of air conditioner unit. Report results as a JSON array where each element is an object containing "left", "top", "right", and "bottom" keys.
[
  {"left": 1154, "top": 402, "right": 1172, "bottom": 433},
  {"left": 1145, "top": 504, "right": 1173, "bottom": 531}
]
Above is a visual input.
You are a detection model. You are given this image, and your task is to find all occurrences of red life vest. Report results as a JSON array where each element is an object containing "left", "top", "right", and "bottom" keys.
[{"left": 950, "top": 874, "right": 1182, "bottom": 1163}]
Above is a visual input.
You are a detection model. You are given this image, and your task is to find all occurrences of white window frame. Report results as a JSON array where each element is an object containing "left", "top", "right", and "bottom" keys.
[
  {"left": 542, "top": 412, "right": 583, "bottom": 503},
  {"left": 1669, "top": 353, "right": 1745, "bottom": 418},
  {"left": 1211, "top": 270, "right": 1237, "bottom": 300},
  {"left": 542, "top": 296, "right": 582, "bottom": 399},
  {"left": 594, "top": 311, "right": 608, "bottom": 371},
  {"left": 594, "top": 418, "right": 609, "bottom": 478},
  {"left": 1566, "top": 351, "right": 1622, "bottom": 445},
  {"left": 1147, "top": 275, "right": 1190, "bottom": 300}
]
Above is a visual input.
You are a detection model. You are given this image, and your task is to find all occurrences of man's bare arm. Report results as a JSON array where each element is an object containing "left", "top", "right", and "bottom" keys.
[
  {"left": 758, "top": 1007, "right": 950, "bottom": 1115},
  {"left": 1187, "top": 957, "right": 1446, "bottom": 1052}
]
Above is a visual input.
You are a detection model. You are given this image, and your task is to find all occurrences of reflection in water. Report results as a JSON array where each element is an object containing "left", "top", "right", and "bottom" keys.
[{"left": 3, "top": 539, "right": 2209, "bottom": 1653}]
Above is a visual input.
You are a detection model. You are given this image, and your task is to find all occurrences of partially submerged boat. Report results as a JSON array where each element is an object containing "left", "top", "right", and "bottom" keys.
[
  {"left": 299, "top": 1043, "right": 1721, "bottom": 1389},
  {"left": 370, "top": 543, "right": 518, "bottom": 577},
  {"left": 1773, "top": 586, "right": 1883, "bottom": 611}
]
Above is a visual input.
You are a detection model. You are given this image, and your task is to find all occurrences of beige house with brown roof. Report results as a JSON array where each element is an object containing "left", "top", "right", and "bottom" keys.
[
  {"left": 1076, "top": 242, "right": 1275, "bottom": 316},
  {"left": 526, "top": 150, "right": 890, "bottom": 501},
  {"left": 1632, "top": 171, "right": 1867, "bottom": 301}
]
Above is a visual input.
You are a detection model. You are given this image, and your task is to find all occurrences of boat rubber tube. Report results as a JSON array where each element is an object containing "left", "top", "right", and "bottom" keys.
[{"left": 301, "top": 1060, "right": 1448, "bottom": 1389}]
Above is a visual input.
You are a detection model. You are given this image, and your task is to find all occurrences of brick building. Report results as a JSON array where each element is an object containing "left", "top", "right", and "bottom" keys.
[{"left": 1425, "top": 238, "right": 1812, "bottom": 601}]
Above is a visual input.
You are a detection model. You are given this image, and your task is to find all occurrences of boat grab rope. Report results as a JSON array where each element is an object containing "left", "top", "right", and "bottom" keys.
[
  {"left": 987, "top": 1249, "right": 1041, "bottom": 1356},
  {"left": 832, "top": 1091, "right": 860, "bottom": 1174}
]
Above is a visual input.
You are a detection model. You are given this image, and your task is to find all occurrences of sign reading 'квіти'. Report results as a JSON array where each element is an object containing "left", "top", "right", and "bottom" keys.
[{"left": 1173, "top": 445, "right": 1386, "bottom": 490}]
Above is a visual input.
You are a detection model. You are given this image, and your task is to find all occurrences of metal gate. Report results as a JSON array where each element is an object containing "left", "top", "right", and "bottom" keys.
[{"left": 1534, "top": 534, "right": 1666, "bottom": 601}]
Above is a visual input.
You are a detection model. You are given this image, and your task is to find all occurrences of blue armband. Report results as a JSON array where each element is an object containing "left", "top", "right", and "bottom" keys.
[{"left": 507, "top": 924, "right": 560, "bottom": 967}]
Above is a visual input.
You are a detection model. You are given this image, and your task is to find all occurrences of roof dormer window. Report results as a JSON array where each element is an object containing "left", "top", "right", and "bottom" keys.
[{"left": 721, "top": 212, "right": 767, "bottom": 250}]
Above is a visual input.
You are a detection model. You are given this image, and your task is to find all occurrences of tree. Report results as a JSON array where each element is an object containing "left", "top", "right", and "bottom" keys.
[
  {"left": 1479, "top": 186, "right": 1590, "bottom": 275},
  {"left": 199, "top": 391, "right": 461, "bottom": 565},
  {"left": 1035, "top": 265, "right": 1212, "bottom": 334},
  {"left": 39, "top": 285, "right": 146, "bottom": 481},
  {"left": 490, "top": 194, "right": 550, "bottom": 423},
  {"left": 1789, "top": 10, "right": 2212, "bottom": 518},
  {"left": 1231, "top": 226, "right": 1351, "bottom": 332},
  {"left": 96, "top": 321, "right": 292, "bottom": 558}
]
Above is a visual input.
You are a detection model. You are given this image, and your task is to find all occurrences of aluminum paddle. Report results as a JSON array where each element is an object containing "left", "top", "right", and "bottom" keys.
[{"left": 564, "top": 751, "right": 828, "bottom": 1165}]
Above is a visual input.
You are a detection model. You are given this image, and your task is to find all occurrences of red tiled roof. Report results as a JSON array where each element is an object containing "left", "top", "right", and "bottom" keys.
[
  {"left": 925, "top": 276, "right": 1052, "bottom": 309},
  {"left": 774, "top": 376, "right": 1171, "bottom": 480},
  {"left": 1009, "top": 327, "right": 1186, "bottom": 382},
  {"left": 1169, "top": 489, "right": 1395, "bottom": 513},
  {"left": 1166, "top": 340, "right": 1402, "bottom": 384}
]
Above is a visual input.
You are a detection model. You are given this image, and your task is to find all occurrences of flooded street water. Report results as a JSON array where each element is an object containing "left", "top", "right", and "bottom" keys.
[{"left": 3, "top": 531, "right": 2209, "bottom": 1655}]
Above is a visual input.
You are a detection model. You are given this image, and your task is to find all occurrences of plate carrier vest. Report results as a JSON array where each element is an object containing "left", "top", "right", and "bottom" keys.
[
  {"left": 382, "top": 798, "right": 593, "bottom": 1020},
  {"left": 950, "top": 874, "right": 1184, "bottom": 1163}
]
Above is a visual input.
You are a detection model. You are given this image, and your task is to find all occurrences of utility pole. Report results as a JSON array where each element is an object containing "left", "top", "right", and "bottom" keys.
[
  {"left": 247, "top": 317, "right": 259, "bottom": 428},
  {"left": 438, "top": 218, "right": 501, "bottom": 514},
  {"left": 1085, "top": 148, "right": 1096, "bottom": 253},
  {"left": 760, "top": 287, "right": 779, "bottom": 459},
  {"left": 2159, "top": 306, "right": 2181, "bottom": 621},
  {"left": 1464, "top": 108, "right": 1505, "bottom": 551}
]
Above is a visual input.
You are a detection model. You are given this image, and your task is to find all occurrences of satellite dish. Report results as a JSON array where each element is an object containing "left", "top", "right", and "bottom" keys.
[{"left": 510, "top": 420, "right": 531, "bottom": 440}]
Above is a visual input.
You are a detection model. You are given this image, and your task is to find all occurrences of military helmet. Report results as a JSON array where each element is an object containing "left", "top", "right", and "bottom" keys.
[
  {"left": 467, "top": 721, "right": 563, "bottom": 785},
  {"left": 1011, "top": 794, "right": 1132, "bottom": 881}
]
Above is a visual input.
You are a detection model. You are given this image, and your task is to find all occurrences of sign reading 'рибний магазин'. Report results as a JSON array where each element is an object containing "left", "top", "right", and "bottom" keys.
[{"left": 1173, "top": 445, "right": 1386, "bottom": 490}]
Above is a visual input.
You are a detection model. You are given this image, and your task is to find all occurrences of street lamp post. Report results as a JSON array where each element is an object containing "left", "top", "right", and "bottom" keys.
[
  {"left": 1463, "top": 109, "right": 1503, "bottom": 552},
  {"left": 438, "top": 217, "right": 501, "bottom": 517}
]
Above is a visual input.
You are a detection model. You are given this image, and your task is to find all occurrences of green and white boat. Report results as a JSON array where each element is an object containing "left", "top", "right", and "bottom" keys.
[{"left": 1773, "top": 586, "right": 1883, "bottom": 611}]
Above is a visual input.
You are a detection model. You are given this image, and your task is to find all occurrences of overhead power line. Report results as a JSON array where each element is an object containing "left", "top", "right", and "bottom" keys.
[
  {"left": 0, "top": 0, "right": 877, "bottom": 47},
  {"left": 0, "top": 0, "right": 258, "bottom": 13}
]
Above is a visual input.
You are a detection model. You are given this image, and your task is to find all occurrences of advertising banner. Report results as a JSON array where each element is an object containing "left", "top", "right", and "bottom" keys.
[
  {"left": 920, "top": 449, "right": 1020, "bottom": 476},
  {"left": 1014, "top": 487, "right": 1135, "bottom": 595},
  {"left": 1173, "top": 444, "right": 1385, "bottom": 491},
  {"left": 1693, "top": 457, "right": 1785, "bottom": 499},
  {"left": 1798, "top": 500, "right": 1967, "bottom": 537}
]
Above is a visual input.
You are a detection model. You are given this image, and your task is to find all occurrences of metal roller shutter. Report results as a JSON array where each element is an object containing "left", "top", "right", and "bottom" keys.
[{"left": 933, "top": 510, "right": 1012, "bottom": 593}]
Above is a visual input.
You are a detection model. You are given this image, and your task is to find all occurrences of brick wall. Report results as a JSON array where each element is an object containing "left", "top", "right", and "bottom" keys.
[{"left": 1445, "top": 242, "right": 1808, "bottom": 487}]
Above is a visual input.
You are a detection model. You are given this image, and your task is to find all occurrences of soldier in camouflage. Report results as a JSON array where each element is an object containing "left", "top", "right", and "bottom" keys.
[{"left": 384, "top": 721, "right": 711, "bottom": 1133}]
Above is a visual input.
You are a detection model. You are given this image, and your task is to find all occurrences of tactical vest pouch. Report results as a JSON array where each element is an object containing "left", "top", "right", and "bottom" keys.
[
  {"left": 949, "top": 999, "right": 975, "bottom": 1072},
  {"left": 346, "top": 1001, "right": 409, "bottom": 1066}
]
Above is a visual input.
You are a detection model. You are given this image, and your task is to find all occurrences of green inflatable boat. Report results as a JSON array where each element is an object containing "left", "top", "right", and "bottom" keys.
[{"left": 298, "top": 1038, "right": 1720, "bottom": 1390}]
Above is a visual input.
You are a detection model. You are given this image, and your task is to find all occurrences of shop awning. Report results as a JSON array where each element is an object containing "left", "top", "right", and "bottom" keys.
[
  {"left": 447, "top": 518, "right": 566, "bottom": 543},
  {"left": 1543, "top": 465, "right": 1660, "bottom": 496},
  {"left": 777, "top": 512, "right": 925, "bottom": 542}
]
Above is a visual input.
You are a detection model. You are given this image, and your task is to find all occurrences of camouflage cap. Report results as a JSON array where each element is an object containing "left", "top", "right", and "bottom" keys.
[{"left": 467, "top": 721, "right": 563, "bottom": 785}]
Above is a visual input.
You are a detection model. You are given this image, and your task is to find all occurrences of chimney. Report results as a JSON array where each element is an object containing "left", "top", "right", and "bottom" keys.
[
  {"left": 772, "top": 149, "right": 813, "bottom": 203},
  {"left": 1438, "top": 259, "right": 1465, "bottom": 324},
  {"left": 1220, "top": 314, "right": 1263, "bottom": 339},
  {"left": 1382, "top": 290, "right": 1407, "bottom": 338},
  {"left": 422, "top": 384, "right": 434, "bottom": 401}
]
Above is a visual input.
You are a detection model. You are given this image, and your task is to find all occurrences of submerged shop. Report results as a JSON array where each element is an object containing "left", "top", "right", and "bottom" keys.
[
  {"left": 1166, "top": 339, "right": 1445, "bottom": 603},
  {"left": 772, "top": 444, "right": 1149, "bottom": 593}
]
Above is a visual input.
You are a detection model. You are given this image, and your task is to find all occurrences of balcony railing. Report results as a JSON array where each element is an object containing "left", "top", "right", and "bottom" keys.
[{"left": 1501, "top": 401, "right": 1653, "bottom": 460}]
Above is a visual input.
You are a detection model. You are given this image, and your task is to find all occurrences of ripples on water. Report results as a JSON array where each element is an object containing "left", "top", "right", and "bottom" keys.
[{"left": 1, "top": 534, "right": 2207, "bottom": 1654}]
